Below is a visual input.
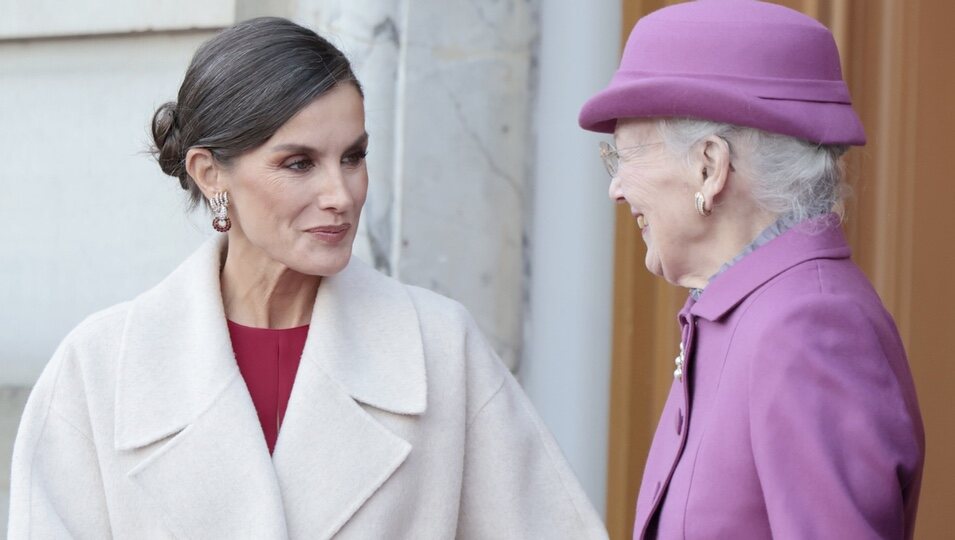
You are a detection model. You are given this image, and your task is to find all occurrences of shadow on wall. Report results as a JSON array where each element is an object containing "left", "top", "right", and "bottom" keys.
[{"left": 1, "top": 386, "right": 31, "bottom": 534}]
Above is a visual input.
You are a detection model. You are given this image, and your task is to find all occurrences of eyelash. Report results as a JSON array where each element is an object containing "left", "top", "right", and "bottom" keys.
[
  {"left": 284, "top": 150, "right": 367, "bottom": 172},
  {"left": 342, "top": 150, "right": 368, "bottom": 167},
  {"left": 286, "top": 159, "right": 313, "bottom": 171}
]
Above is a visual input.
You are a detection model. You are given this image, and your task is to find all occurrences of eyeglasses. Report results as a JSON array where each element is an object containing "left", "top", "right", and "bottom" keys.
[{"left": 598, "top": 140, "right": 664, "bottom": 178}]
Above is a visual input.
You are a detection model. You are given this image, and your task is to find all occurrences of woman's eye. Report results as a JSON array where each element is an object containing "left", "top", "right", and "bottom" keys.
[
  {"left": 342, "top": 150, "right": 367, "bottom": 167},
  {"left": 285, "top": 158, "right": 313, "bottom": 171}
]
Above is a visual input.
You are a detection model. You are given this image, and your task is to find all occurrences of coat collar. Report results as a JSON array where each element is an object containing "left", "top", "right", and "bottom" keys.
[
  {"left": 115, "top": 235, "right": 426, "bottom": 451},
  {"left": 690, "top": 214, "right": 852, "bottom": 322},
  {"left": 114, "top": 235, "right": 424, "bottom": 537}
]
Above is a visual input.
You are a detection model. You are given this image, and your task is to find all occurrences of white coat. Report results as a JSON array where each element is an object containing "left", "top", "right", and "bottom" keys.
[{"left": 8, "top": 237, "right": 607, "bottom": 539}]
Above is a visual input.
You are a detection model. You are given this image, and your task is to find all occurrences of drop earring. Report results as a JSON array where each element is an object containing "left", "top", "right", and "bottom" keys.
[
  {"left": 695, "top": 192, "right": 711, "bottom": 217},
  {"left": 695, "top": 167, "right": 712, "bottom": 216},
  {"left": 210, "top": 192, "right": 231, "bottom": 232}
]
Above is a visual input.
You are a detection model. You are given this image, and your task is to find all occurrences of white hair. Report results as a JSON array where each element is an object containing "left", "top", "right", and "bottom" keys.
[{"left": 656, "top": 118, "right": 849, "bottom": 228}]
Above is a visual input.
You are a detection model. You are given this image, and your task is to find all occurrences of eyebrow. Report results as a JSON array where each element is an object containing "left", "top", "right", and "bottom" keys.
[{"left": 270, "top": 132, "right": 369, "bottom": 154}]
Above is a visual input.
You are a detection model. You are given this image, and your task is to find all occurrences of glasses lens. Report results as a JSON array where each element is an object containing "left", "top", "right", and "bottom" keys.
[{"left": 599, "top": 142, "right": 617, "bottom": 178}]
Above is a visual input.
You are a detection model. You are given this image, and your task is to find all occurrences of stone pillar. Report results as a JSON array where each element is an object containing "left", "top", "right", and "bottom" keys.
[
  {"left": 297, "top": 0, "right": 538, "bottom": 370},
  {"left": 521, "top": 0, "right": 621, "bottom": 515}
]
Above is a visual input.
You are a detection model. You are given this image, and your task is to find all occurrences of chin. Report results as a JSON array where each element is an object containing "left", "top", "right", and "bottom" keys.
[
  {"left": 644, "top": 253, "right": 664, "bottom": 279},
  {"left": 291, "top": 248, "right": 354, "bottom": 277}
]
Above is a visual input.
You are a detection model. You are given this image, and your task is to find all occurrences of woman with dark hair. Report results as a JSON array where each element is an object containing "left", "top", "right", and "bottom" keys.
[
  {"left": 579, "top": 2, "right": 923, "bottom": 538},
  {"left": 8, "top": 18, "right": 607, "bottom": 539}
]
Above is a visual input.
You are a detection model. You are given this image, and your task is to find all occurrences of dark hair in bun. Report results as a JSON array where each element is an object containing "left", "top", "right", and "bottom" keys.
[
  {"left": 151, "top": 101, "right": 187, "bottom": 187},
  {"left": 149, "top": 17, "right": 363, "bottom": 207}
]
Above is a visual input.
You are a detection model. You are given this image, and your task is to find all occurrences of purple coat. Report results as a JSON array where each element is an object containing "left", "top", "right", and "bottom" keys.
[{"left": 635, "top": 217, "right": 924, "bottom": 539}]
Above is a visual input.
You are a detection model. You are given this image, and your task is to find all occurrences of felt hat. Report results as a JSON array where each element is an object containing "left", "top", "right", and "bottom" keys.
[{"left": 578, "top": 0, "right": 865, "bottom": 145}]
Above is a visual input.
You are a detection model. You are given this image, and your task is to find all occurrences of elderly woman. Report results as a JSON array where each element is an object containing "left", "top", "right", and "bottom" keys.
[
  {"left": 579, "top": 2, "right": 924, "bottom": 539},
  {"left": 8, "top": 17, "right": 607, "bottom": 539}
]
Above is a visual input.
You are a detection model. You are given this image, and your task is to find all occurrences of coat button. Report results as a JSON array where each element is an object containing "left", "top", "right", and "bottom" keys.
[{"left": 676, "top": 408, "right": 684, "bottom": 435}]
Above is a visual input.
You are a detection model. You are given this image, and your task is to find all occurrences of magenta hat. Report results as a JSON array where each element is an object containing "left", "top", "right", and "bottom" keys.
[{"left": 578, "top": 0, "right": 865, "bottom": 145}]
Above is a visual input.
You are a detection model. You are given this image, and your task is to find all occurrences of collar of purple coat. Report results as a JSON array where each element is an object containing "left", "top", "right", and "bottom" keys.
[{"left": 685, "top": 213, "right": 852, "bottom": 322}]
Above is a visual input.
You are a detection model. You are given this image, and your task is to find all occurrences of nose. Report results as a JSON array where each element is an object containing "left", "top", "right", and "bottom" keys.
[
  {"left": 608, "top": 175, "right": 625, "bottom": 203},
  {"left": 316, "top": 166, "right": 355, "bottom": 213}
]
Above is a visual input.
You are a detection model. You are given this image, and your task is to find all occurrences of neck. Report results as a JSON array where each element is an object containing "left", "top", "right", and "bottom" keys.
[
  {"left": 219, "top": 235, "right": 320, "bottom": 329},
  {"left": 676, "top": 209, "right": 778, "bottom": 290}
]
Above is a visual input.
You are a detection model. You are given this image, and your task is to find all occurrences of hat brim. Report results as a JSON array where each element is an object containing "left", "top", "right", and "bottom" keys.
[{"left": 578, "top": 76, "right": 866, "bottom": 146}]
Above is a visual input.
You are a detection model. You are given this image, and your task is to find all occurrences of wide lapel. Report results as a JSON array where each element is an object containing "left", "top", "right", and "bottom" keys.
[
  {"left": 272, "top": 257, "right": 427, "bottom": 539},
  {"left": 115, "top": 236, "right": 287, "bottom": 538}
]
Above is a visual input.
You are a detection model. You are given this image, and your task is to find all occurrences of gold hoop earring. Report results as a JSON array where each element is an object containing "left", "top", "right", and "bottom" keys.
[{"left": 695, "top": 192, "right": 711, "bottom": 217}]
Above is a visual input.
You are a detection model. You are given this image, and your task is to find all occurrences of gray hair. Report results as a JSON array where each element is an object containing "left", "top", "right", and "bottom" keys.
[
  {"left": 151, "top": 17, "right": 363, "bottom": 207},
  {"left": 656, "top": 118, "right": 849, "bottom": 228}
]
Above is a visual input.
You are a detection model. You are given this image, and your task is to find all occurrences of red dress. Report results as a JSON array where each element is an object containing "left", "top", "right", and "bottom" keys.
[{"left": 226, "top": 320, "right": 308, "bottom": 454}]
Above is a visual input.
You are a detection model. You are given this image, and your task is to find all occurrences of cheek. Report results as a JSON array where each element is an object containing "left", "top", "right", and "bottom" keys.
[
  {"left": 236, "top": 179, "right": 310, "bottom": 229},
  {"left": 618, "top": 175, "right": 649, "bottom": 204},
  {"left": 349, "top": 172, "right": 370, "bottom": 209},
  {"left": 231, "top": 167, "right": 277, "bottom": 200},
  {"left": 654, "top": 198, "right": 692, "bottom": 240}
]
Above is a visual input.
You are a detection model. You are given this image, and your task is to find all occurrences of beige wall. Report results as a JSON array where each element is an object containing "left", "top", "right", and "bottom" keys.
[{"left": 607, "top": 1, "right": 955, "bottom": 538}]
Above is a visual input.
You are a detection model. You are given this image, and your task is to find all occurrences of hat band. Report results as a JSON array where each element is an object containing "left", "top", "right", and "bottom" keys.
[{"left": 612, "top": 70, "right": 852, "bottom": 104}]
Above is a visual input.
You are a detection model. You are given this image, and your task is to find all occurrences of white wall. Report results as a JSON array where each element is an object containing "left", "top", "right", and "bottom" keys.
[
  {"left": 0, "top": 0, "right": 234, "bottom": 39},
  {"left": 0, "top": 32, "right": 217, "bottom": 385},
  {"left": 521, "top": 0, "right": 622, "bottom": 517}
]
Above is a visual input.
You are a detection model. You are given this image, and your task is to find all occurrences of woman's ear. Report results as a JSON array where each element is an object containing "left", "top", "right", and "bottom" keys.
[
  {"left": 184, "top": 148, "right": 224, "bottom": 201},
  {"left": 698, "top": 136, "right": 732, "bottom": 209}
]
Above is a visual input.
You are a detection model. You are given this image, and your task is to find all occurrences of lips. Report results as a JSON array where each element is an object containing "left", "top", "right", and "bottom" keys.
[
  {"left": 305, "top": 223, "right": 351, "bottom": 244},
  {"left": 635, "top": 214, "right": 648, "bottom": 230},
  {"left": 306, "top": 224, "right": 350, "bottom": 234}
]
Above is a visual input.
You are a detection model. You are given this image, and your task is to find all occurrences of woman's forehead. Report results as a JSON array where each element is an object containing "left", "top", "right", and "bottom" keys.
[
  {"left": 267, "top": 86, "right": 366, "bottom": 149},
  {"left": 614, "top": 118, "right": 659, "bottom": 144}
]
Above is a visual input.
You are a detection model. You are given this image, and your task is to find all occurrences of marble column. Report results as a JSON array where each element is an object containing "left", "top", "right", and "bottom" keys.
[{"left": 296, "top": 0, "right": 538, "bottom": 371}]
